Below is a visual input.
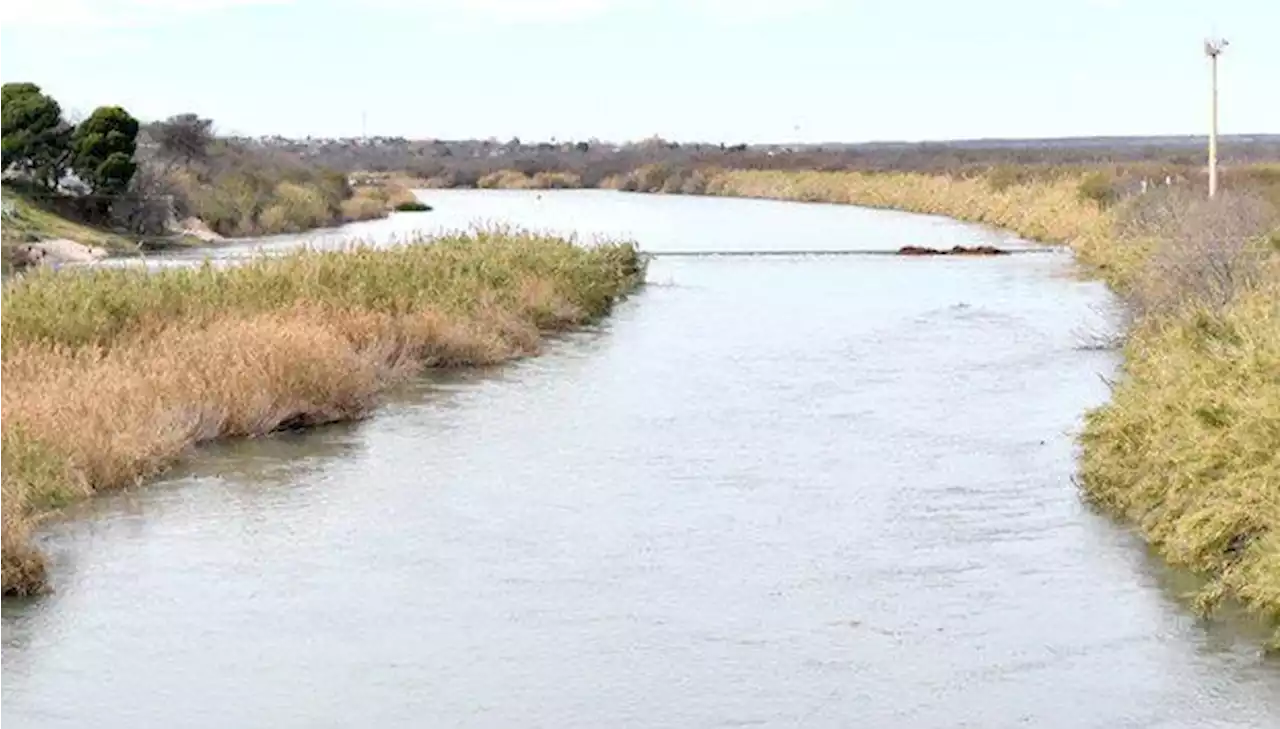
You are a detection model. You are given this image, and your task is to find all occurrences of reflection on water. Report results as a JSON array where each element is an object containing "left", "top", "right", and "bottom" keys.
[{"left": 4, "top": 192, "right": 1278, "bottom": 729}]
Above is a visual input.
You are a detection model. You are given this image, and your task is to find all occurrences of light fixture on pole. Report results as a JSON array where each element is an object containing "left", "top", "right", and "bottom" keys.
[{"left": 1203, "top": 37, "right": 1228, "bottom": 198}]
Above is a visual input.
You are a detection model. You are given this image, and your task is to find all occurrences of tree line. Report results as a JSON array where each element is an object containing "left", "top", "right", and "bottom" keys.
[{"left": 248, "top": 132, "right": 1280, "bottom": 191}]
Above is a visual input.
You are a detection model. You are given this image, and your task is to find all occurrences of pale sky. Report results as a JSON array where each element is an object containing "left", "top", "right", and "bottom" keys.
[{"left": 2, "top": 0, "right": 1276, "bottom": 144}]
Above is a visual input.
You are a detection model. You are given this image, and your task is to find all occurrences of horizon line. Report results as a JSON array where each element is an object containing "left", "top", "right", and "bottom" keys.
[{"left": 220, "top": 132, "right": 1280, "bottom": 147}]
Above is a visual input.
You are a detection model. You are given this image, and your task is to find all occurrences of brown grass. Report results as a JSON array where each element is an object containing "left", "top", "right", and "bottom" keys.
[
  {"left": 701, "top": 169, "right": 1140, "bottom": 285},
  {"left": 1080, "top": 274, "right": 1280, "bottom": 643},
  {"left": 1119, "top": 188, "right": 1276, "bottom": 318},
  {"left": 477, "top": 170, "right": 536, "bottom": 189},
  {"left": 475, "top": 169, "right": 584, "bottom": 190},
  {"left": 1, "top": 230, "right": 646, "bottom": 595},
  {"left": 341, "top": 179, "right": 419, "bottom": 222}
]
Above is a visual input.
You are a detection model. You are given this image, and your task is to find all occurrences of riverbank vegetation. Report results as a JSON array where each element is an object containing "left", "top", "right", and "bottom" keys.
[
  {"left": 6, "top": 114, "right": 1279, "bottom": 646},
  {"left": 3, "top": 83, "right": 148, "bottom": 268},
  {"left": 0, "top": 230, "right": 645, "bottom": 595},
  {"left": 2, "top": 84, "right": 416, "bottom": 271},
  {"left": 154, "top": 122, "right": 418, "bottom": 237}
]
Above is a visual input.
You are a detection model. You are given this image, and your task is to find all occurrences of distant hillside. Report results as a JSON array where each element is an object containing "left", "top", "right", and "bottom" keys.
[
  {"left": 768, "top": 133, "right": 1279, "bottom": 148},
  {"left": 220, "top": 132, "right": 1280, "bottom": 189}
]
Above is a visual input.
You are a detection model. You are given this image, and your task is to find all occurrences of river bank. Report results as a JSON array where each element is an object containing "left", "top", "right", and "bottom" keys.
[
  {"left": 5, "top": 172, "right": 1277, "bottom": 650},
  {"left": 0, "top": 230, "right": 645, "bottom": 595},
  {"left": 8, "top": 190, "right": 1276, "bottom": 727},
  {"left": 663, "top": 169, "right": 1279, "bottom": 647}
]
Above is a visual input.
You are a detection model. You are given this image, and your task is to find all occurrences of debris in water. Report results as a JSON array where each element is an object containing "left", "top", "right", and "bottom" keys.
[{"left": 897, "top": 245, "right": 1010, "bottom": 256}]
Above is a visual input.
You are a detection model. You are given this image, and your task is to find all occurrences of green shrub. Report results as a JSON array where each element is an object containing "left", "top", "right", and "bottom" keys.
[{"left": 1077, "top": 171, "right": 1120, "bottom": 208}]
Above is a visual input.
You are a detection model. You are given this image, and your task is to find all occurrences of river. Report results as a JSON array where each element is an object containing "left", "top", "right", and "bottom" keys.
[{"left": 3, "top": 190, "right": 1278, "bottom": 728}]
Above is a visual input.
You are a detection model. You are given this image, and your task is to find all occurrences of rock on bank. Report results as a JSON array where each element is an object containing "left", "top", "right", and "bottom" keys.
[{"left": 10, "top": 239, "right": 110, "bottom": 267}]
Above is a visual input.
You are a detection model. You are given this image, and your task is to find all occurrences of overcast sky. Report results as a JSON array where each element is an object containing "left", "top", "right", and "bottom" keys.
[{"left": 2, "top": 0, "right": 1276, "bottom": 143}]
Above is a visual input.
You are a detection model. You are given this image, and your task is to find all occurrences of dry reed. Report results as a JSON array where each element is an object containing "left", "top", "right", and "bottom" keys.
[
  {"left": 1, "top": 229, "right": 645, "bottom": 595},
  {"left": 341, "top": 180, "right": 419, "bottom": 222},
  {"left": 1080, "top": 275, "right": 1280, "bottom": 645},
  {"left": 702, "top": 169, "right": 1132, "bottom": 283},
  {"left": 476, "top": 170, "right": 584, "bottom": 190},
  {"left": 477, "top": 170, "right": 536, "bottom": 189}
]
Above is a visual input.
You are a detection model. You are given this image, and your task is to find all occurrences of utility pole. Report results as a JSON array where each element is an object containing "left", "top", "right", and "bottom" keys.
[{"left": 1204, "top": 37, "right": 1228, "bottom": 198}]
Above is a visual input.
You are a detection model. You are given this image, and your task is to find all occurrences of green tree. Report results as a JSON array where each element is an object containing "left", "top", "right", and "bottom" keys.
[
  {"left": 1, "top": 82, "right": 73, "bottom": 189},
  {"left": 71, "top": 105, "right": 140, "bottom": 197}
]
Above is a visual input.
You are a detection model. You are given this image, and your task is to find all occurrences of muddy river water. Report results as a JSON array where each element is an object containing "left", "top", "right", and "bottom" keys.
[{"left": 4, "top": 191, "right": 1278, "bottom": 728}]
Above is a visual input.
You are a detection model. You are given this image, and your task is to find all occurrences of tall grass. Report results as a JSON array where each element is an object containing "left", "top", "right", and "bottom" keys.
[
  {"left": 701, "top": 169, "right": 1134, "bottom": 283},
  {"left": 1081, "top": 276, "right": 1280, "bottom": 642},
  {"left": 0, "top": 229, "right": 646, "bottom": 595},
  {"left": 478, "top": 170, "right": 537, "bottom": 189}
]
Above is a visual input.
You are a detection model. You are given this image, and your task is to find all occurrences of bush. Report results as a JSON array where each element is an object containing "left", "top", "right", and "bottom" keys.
[
  {"left": 163, "top": 142, "right": 375, "bottom": 236},
  {"left": 271, "top": 181, "right": 331, "bottom": 231},
  {"left": 986, "top": 164, "right": 1030, "bottom": 192},
  {"left": 257, "top": 204, "right": 292, "bottom": 233},
  {"left": 1124, "top": 189, "right": 1276, "bottom": 317},
  {"left": 190, "top": 170, "right": 268, "bottom": 236},
  {"left": 477, "top": 170, "right": 533, "bottom": 189},
  {"left": 530, "top": 171, "right": 581, "bottom": 189},
  {"left": 340, "top": 194, "right": 386, "bottom": 222},
  {"left": 659, "top": 170, "right": 687, "bottom": 194},
  {"left": 1224, "top": 164, "right": 1280, "bottom": 210},
  {"left": 623, "top": 163, "right": 674, "bottom": 193},
  {"left": 1077, "top": 171, "right": 1120, "bottom": 208},
  {"left": 679, "top": 169, "right": 711, "bottom": 195}
]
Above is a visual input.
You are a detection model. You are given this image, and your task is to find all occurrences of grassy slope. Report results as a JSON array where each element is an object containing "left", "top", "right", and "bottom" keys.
[
  {"left": 2, "top": 187, "right": 137, "bottom": 253},
  {"left": 1, "top": 230, "right": 645, "bottom": 595},
  {"left": 1081, "top": 278, "right": 1280, "bottom": 635}
]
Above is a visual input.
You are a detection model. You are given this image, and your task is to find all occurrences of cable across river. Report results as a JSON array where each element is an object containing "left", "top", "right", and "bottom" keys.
[{"left": 642, "top": 245, "right": 1071, "bottom": 258}]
